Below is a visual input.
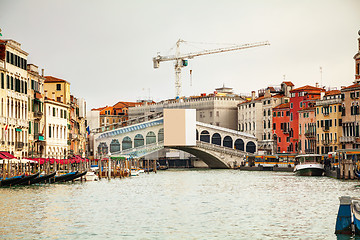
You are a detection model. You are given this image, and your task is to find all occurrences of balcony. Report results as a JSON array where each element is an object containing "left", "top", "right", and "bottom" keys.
[
  {"left": 282, "top": 129, "right": 290, "bottom": 134},
  {"left": 323, "top": 112, "right": 329, "bottom": 116},
  {"left": 340, "top": 136, "right": 356, "bottom": 143},
  {"left": 305, "top": 131, "right": 316, "bottom": 138},
  {"left": 321, "top": 139, "right": 332, "bottom": 145},
  {"left": 34, "top": 111, "right": 43, "bottom": 119},
  {"left": 316, "top": 98, "right": 342, "bottom": 106},
  {"left": 16, "top": 142, "right": 24, "bottom": 150},
  {"left": 322, "top": 126, "right": 330, "bottom": 132},
  {"left": 305, "top": 149, "right": 315, "bottom": 154}
]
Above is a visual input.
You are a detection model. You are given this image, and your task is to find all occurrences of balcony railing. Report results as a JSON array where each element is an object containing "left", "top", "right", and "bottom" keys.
[
  {"left": 321, "top": 139, "right": 332, "bottom": 145},
  {"left": 16, "top": 142, "right": 24, "bottom": 150},
  {"left": 34, "top": 111, "right": 43, "bottom": 118},
  {"left": 305, "top": 149, "right": 315, "bottom": 154},
  {"left": 340, "top": 136, "right": 356, "bottom": 143},
  {"left": 305, "top": 131, "right": 316, "bottom": 138},
  {"left": 322, "top": 126, "right": 330, "bottom": 132},
  {"left": 323, "top": 112, "right": 329, "bottom": 116}
]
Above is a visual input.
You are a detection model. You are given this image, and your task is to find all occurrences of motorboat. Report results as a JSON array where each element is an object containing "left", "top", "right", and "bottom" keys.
[
  {"left": 85, "top": 171, "right": 99, "bottom": 181},
  {"left": 294, "top": 154, "right": 324, "bottom": 176}
]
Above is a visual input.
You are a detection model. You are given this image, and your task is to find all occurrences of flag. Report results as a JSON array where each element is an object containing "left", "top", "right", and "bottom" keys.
[{"left": 86, "top": 126, "right": 90, "bottom": 136}]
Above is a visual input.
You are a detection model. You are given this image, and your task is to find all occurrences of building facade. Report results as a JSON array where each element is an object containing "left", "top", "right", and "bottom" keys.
[
  {"left": 27, "top": 64, "right": 46, "bottom": 158},
  {"left": 44, "top": 98, "right": 68, "bottom": 159},
  {"left": 315, "top": 90, "right": 342, "bottom": 154},
  {"left": 272, "top": 103, "right": 290, "bottom": 153},
  {"left": 0, "top": 39, "right": 29, "bottom": 158},
  {"left": 129, "top": 87, "right": 245, "bottom": 131},
  {"left": 298, "top": 107, "right": 316, "bottom": 154},
  {"left": 289, "top": 85, "right": 325, "bottom": 153}
]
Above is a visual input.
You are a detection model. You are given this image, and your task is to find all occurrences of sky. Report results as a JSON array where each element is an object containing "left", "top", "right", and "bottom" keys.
[{"left": 1, "top": 0, "right": 359, "bottom": 109}]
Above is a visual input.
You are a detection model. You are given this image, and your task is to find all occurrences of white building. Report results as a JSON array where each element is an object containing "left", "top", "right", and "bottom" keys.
[
  {"left": 0, "top": 39, "right": 30, "bottom": 158},
  {"left": 44, "top": 98, "right": 68, "bottom": 159},
  {"left": 129, "top": 86, "right": 246, "bottom": 131}
]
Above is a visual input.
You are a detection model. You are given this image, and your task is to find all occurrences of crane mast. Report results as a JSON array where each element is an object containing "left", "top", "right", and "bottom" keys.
[{"left": 153, "top": 39, "right": 270, "bottom": 98}]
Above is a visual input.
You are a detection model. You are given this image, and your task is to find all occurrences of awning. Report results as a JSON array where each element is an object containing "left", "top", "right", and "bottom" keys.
[
  {"left": 34, "top": 92, "right": 43, "bottom": 99},
  {"left": 0, "top": 151, "right": 16, "bottom": 159}
]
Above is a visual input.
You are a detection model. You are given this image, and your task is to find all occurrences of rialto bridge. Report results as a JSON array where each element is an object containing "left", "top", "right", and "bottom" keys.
[{"left": 93, "top": 115, "right": 257, "bottom": 169}]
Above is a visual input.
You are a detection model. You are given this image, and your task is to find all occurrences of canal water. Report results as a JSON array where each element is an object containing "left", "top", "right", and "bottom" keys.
[{"left": 1, "top": 169, "right": 360, "bottom": 239}]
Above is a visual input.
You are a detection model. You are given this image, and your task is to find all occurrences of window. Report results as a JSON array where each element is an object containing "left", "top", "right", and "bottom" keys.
[
  {"left": 56, "top": 84, "right": 61, "bottom": 91},
  {"left": 273, "top": 123, "right": 276, "bottom": 130},
  {"left": 53, "top": 107, "right": 56, "bottom": 117},
  {"left": 290, "top": 103, "right": 293, "bottom": 109},
  {"left": 49, "top": 125, "right": 52, "bottom": 138},
  {"left": 290, "top": 113, "right": 293, "bottom": 121}
]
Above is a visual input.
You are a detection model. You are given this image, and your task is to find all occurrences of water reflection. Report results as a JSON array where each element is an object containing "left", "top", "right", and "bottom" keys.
[{"left": 1, "top": 170, "right": 359, "bottom": 239}]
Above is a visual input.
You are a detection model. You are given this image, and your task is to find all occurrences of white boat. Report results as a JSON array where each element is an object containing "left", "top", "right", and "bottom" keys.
[
  {"left": 130, "top": 169, "right": 139, "bottom": 176},
  {"left": 294, "top": 154, "right": 324, "bottom": 176},
  {"left": 85, "top": 171, "right": 99, "bottom": 181}
]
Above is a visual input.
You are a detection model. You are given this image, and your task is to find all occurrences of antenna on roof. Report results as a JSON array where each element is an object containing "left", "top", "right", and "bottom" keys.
[{"left": 320, "top": 66, "right": 323, "bottom": 88}]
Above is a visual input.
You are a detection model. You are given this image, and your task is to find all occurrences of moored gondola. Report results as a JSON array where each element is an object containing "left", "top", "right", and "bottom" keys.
[
  {"left": 0, "top": 174, "right": 25, "bottom": 187},
  {"left": 54, "top": 171, "right": 78, "bottom": 183},
  {"left": 15, "top": 172, "right": 40, "bottom": 186},
  {"left": 21, "top": 172, "right": 56, "bottom": 185}
]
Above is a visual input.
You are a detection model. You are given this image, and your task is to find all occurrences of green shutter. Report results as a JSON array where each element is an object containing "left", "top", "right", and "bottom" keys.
[{"left": 29, "top": 121, "right": 31, "bottom": 134}]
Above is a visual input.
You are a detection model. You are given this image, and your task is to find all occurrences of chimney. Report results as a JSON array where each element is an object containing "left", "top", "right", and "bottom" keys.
[
  {"left": 315, "top": 82, "right": 319, "bottom": 88},
  {"left": 320, "top": 91, "right": 325, "bottom": 100},
  {"left": 251, "top": 91, "right": 255, "bottom": 100},
  {"left": 264, "top": 88, "right": 271, "bottom": 98},
  {"left": 41, "top": 69, "right": 44, "bottom": 77}
]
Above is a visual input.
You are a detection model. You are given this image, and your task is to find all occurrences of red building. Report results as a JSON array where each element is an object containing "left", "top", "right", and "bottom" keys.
[
  {"left": 289, "top": 85, "right": 325, "bottom": 153},
  {"left": 273, "top": 102, "right": 290, "bottom": 153}
]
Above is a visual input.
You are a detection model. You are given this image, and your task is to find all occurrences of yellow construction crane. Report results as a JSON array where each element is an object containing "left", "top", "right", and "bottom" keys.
[{"left": 153, "top": 39, "right": 270, "bottom": 98}]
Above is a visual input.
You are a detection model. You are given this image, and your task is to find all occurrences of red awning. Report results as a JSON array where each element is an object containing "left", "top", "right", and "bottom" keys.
[{"left": 0, "top": 151, "right": 16, "bottom": 159}]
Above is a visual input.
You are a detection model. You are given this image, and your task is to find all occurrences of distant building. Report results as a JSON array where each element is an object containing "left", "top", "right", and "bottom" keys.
[
  {"left": 315, "top": 90, "right": 342, "bottom": 154},
  {"left": 129, "top": 86, "right": 246, "bottom": 131},
  {"left": 272, "top": 103, "right": 290, "bottom": 153},
  {"left": 238, "top": 82, "right": 292, "bottom": 154},
  {"left": 44, "top": 97, "right": 68, "bottom": 159},
  {"left": 288, "top": 85, "right": 325, "bottom": 153},
  {"left": 339, "top": 31, "right": 360, "bottom": 150},
  {"left": 0, "top": 39, "right": 29, "bottom": 158},
  {"left": 298, "top": 106, "right": 316, "bottom": 154},
  {"left": 27, "top": 64, "right": 46, "bottom": 158}
]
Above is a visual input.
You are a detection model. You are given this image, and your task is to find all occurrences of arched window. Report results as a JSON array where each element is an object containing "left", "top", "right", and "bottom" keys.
[
  {"left": 246, "top": 141, "right": 256, "bottom": 153},
  {"left": 122, "top": 136, "right": 132, "bottom": 150},
  {"left": 110, "top": 139, "right": 120, "bottom": 153},
  {"left": 134, "top": 134, "right": 144, "bottom": 148},
  {"left": 146, "top": 131, "right": 156, "bottom": 144},
  {"left": 223, "top": 136, "right": 233, "bottom": 148},
  {"left": 234, "top": 139, "right": 244, "bottom": 151},
  {"left": 98, "top": 142, "right": 109, "bottom": 155},
  {"left": 200, "top": 130, "right": 210, "bottom": 143},
  {"left": 158, "top": 128, "right": 164, "bottom": 142},
  {"left": 211, "top": 133, "right": 221, "bottom": 146}
]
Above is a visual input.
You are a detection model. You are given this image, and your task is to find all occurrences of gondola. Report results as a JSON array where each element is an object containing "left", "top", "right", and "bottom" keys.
[
  {"left": 14, "top": 172, "right": 40, "bottom": 186},
  {"left": 20, "top": 172, "right": 56, "bottom": 185},
  {"left": 54, "top": 171, "right": 78, "bottom": 183},
  {"left": 0, "top": 174, "right": 25, "bottom": 187}
]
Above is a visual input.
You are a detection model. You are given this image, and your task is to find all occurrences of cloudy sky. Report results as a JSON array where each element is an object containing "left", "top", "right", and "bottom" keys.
[{"left": 1, "top": 0, "right": 359, "bottom": 109}]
